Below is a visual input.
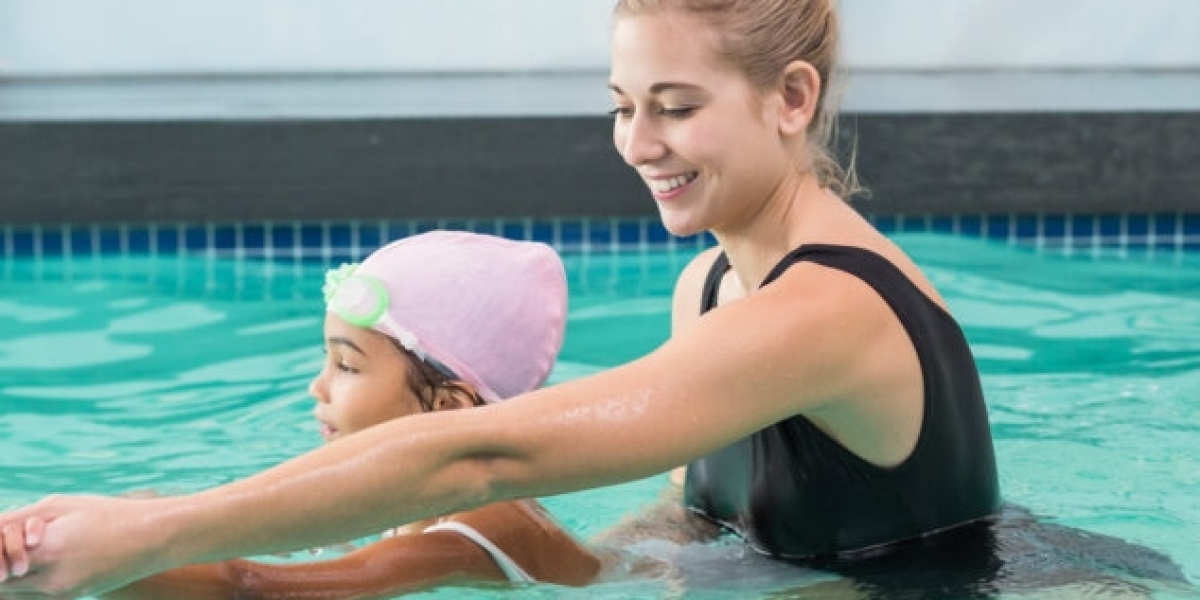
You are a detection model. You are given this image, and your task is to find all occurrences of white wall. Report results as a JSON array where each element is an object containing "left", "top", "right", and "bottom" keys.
[
  {"left": 840, "top": 0, "right": 1200, "bottom": 70},
  {"left": 1, "top": 0, "right": 1198, "bottom": 76},
  {"left": 0, "top": 0, "right": 614, "bottom": 75}
]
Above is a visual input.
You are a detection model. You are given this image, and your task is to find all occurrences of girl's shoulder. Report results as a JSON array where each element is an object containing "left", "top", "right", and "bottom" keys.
[
  {"left": 435, "top": 501, "right": 603, "bottom": 586},
  {"left": 441, "top": 499, "right": 553, "bottom": 532}
]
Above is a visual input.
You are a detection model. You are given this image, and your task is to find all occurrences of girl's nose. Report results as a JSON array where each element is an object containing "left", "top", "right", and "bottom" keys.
[{"left": 309, "top": 367, "right": 330, "bottom": 404}]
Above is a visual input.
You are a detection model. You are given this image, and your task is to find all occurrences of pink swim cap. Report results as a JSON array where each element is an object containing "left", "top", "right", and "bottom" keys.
[{"left": 326, "top": 230, "right": 567, "bottom": 403}]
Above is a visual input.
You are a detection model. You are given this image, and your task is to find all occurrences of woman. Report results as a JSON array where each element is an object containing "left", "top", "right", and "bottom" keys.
[{"left": 0, "top": 1, "right": 1001, "bottom": 596}]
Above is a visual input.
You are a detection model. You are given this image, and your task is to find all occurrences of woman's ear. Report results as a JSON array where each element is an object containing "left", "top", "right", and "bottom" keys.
[
  {"left": 430, "top": 382, "right": 482, "bottom": 412},
  {"left": 776, "top": 60, "right": 821, "bottom": 137}
]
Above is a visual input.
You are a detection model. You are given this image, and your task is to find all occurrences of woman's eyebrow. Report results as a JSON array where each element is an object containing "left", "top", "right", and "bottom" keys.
[
  {"left": 608, "top": 82, "right": 705, "bottom": 95},
  {"left": 649, "top": 81, "right": 704, "bottom": 94}
]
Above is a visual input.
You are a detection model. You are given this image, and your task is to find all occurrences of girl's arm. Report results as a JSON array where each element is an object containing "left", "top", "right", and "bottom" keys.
[
  {"left": 100, "top": 534, "right": 496, "bottom": 600},
  {"left": 99, "top": 501, "right": 601, "bottom": 600},
  {"left": 99, "top": 563, "right": 235, "bottom": 600}
]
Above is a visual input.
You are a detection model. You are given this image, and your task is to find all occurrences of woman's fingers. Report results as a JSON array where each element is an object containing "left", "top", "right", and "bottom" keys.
[
  {"left": 1, "top": 521, "right": 30, "bottom": 580},
  {"left": 23, "top": 520, "right": 43, "bottom": 550}
]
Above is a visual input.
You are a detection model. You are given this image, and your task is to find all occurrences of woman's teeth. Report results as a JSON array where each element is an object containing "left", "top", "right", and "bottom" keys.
[{"left": 650, "top": 173, "right": 697, "bottom": 193}]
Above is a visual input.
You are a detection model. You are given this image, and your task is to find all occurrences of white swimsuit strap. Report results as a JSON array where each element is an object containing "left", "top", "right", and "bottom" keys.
[{"left": 423, "top": 520, "right": 536, "bottom": 583}]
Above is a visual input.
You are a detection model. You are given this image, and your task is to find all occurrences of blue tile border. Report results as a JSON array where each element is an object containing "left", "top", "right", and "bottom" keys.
[
  {"left": 1, "top": 214, "right": 1199, "bottom": 263},
  {"left": 867, "top": 212, "right": 1200, "bottom": 255}
]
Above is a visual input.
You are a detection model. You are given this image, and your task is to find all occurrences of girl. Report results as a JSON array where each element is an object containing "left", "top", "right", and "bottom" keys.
[{"left": 92, "top": 231, "right": 605, "bottom": 599}]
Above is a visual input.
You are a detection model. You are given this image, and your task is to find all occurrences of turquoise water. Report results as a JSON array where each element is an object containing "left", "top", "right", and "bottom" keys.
[{"left": 1, "top": 234, "right": 1198, "bottom": 599}]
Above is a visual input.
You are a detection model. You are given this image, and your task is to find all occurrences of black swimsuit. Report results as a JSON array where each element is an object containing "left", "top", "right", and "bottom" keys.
[{"left": 683, "top": 244, "right": 1001, "bottom": 559}]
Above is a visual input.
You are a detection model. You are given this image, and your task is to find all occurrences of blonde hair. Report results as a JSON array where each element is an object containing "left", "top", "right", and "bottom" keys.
[{"left": 613, "top": 0, "right": 862, "bottom": 198}]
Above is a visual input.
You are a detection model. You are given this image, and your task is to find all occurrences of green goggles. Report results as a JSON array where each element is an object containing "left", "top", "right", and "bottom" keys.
[{"left": 323, "top": 263, "right": 458, "bottom": 380}]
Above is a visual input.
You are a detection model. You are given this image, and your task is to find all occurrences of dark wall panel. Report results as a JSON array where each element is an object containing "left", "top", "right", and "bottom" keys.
[{"left": 2, "top": 112, "right": 1197, "bottom": 225}]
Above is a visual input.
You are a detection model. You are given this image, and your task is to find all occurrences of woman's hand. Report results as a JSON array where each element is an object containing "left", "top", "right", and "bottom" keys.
[
  {"left": 1, "top": 516, "right": 45, "bottom": 581},
  {"left": 0, "top": 495, "right": 172, "bottom": 599}
]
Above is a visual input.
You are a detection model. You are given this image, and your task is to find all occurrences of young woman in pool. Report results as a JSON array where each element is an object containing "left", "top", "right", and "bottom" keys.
[
  {"left": 0, "top": 0, "right": 1003, "bottom": 596},
  {"left": 57, "top": 231, "right": 603, "bottom": 599}
]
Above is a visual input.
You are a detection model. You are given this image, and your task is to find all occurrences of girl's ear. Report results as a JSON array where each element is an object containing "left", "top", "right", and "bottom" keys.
[
  {"left": 430, "top": 382, "right": 482, "bottom": 412},
  {"left": 776, "top": 59, "right": 821, "bottom": 137}
]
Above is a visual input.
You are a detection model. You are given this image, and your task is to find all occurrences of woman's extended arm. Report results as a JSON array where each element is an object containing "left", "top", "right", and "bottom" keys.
[{"left": 0, "top": 262, "right": 892, "bottom": 598}]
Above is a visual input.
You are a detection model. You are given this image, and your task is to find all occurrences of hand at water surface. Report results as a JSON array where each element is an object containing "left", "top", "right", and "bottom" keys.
[
  {"left": 0, "top": 495, "right": 171, "bottom": 598},
  {"left": 0, "top": 515, "right": 43, "bottom": 581}
]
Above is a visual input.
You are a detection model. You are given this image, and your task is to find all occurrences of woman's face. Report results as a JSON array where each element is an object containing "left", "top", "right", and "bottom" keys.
[
  {"left": 309, "top": 314, "right": 424, "bottom": 442},
  {"left": 609, "top": 12, "right": 795, "bottom": 237}
]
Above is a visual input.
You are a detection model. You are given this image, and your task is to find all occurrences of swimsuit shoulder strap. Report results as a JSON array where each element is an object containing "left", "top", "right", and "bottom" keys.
[
  {"left": 700, "top": 251, "right": 731, "bottom": 314},
  {"left": 424, "top": 520, "right": 537, "bottom": 583}
]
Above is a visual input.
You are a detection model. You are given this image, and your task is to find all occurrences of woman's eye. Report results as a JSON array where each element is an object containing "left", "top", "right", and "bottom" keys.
[
  {"left": 336, "top": 361, "right": 358, "bottom": 374},
  {"left": 660, "top": 106, "right": 697, "bottom": 118},
  {"left": 607, "top": 106, "right": 633, "bottom": 118}
]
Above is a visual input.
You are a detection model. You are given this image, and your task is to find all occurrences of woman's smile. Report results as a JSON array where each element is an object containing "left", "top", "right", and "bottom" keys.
[{"left": 646, "top": 171, "right": 699, "bottom": 200}]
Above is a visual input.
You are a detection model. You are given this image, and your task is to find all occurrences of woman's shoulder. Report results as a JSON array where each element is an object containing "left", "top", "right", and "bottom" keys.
[
  {"left": 671, "top": 246, "right": 726, "bottom": 334},
  {"left": 790, "top": 237, "right": 950, "bottom": 315},
  {"left": 674, "top": 246, "right": 725, "bottom": 299}
]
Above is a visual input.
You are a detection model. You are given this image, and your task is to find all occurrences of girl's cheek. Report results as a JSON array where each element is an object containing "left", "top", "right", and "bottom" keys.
[{"left": 327, "top": 373, "right": 350, "bottom": 402}]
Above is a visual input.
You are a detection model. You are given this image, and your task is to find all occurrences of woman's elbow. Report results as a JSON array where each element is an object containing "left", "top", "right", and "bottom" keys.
[{"left": 451, "top": 454, "right": 538, "bottom": 507}]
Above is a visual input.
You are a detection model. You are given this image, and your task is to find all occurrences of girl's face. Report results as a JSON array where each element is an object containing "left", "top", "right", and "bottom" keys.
[
  {"left": 609, "top": 12, "right": 796, "bottom": 237},
  {"left": 309, "top": 313, "right": 424, "bottom": 442}
]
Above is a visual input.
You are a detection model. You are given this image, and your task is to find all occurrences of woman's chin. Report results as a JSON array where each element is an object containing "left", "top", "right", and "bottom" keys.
[{"left": 657, "top": 212, "right": 707, "bottom": 239}]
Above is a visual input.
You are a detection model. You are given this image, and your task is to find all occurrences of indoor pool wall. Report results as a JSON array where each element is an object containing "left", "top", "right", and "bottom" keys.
[{"left": 3, "top": 72, "right": 1199, "bottom": 226}]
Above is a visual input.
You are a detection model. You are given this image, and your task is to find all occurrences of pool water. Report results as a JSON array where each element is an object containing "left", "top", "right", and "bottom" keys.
[{"left": 1, "top": 234, "right": 1197, "bottom": 599}]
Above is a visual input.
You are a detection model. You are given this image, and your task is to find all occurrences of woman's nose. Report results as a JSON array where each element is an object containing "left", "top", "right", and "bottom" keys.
[{"left": 615, "top": 113, "right": 666, "bottom": 167}]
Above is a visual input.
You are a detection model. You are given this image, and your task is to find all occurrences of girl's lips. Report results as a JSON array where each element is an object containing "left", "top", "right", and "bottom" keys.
[{"left": 316, "top": 418, "right": 337, "bottom": 441}]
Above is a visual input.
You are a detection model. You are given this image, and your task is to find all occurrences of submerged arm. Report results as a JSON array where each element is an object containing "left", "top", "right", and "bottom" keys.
[
  {"left": 100, "top": 532, "right": 502, "bottom": 600},
  {"left": 99, "top": 499, "right": 603, "bottom": 600}
]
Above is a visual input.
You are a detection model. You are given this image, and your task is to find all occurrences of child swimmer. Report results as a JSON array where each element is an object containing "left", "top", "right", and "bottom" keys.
[{"left": 92, "top": 231, "right": 606, "bottom": 599}]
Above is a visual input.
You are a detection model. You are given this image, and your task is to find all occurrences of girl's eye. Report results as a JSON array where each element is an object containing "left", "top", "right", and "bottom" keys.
[
  {"left": 608, "top": 106, "right": 633, "bottom": 118},
  {"left": 324, "top": 351, "right": 358, "bottom": 374}
]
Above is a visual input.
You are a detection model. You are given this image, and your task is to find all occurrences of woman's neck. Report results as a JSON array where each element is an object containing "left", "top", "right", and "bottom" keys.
[{"left": 713, "top": 171, "right": 842, "bottom": 292}]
